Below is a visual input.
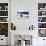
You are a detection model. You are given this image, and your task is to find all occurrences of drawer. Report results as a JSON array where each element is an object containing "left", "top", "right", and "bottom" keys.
[{"left": 0, "top": 37, "right": 8, "bottom": 45}]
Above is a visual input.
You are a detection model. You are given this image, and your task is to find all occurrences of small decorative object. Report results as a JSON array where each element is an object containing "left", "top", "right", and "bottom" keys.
[
  {"left": 0, "top": 17, "right": 7, "bottom": 22},
  {"left": 39, "top": 29, "right": 46, "bottom": 37},
  {"left": 5, "top": 6, "right": 8, "bottom": 10},
  {"left": 38, "top": 17, "right": 42, "bottom": 22},
  {"left": 0, "top": 6, "right": 1, "bottom": 10},
  {"left": 42, "top": 12, "right": 45, "bottom": 15},
  {"left": 38, "top": 17, "right": 46, "bottom": 22},
  {"left": 38, "top": 3, "right": 46, "bottom": 10},
  {"left": 17, "top": 8, "right": 29, "bottom": 18},
  {"left": 45, "top": 6, "right": 46, "bottom": 8},
  {"left": 38, "top": 24, "right": 46, "bottom": 28},
  {"left": 40, "top": 8, "right": 44, "bottom": 10},
  {"left": 11, "top": 23, "right": 16, "bottom": 30},
  {"left": 38, "top": 17, "right": 45, "bottom": 22},
  {"left": 29, "top": 25, "right": 35, "bottom": 30},
  {"left": 3, "top": 18, "right": 7, "bottom": 22}
]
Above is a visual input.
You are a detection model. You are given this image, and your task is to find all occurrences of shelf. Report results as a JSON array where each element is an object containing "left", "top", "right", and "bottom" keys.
[
  {"left": 0, "top": 22, "right": 8, "bottom": 23},
  {"left": 0, "top": 16, "right": 8, "bottom": 17},
  {"left": 38, "top": 15, "right": 46, "bottom": 17},
  {"left": 0, "top": 10, "right": 8, "bottom": 11},
  {"left": 38, "top": 3, "right": 46, "bottom": 37},
  {"left": 38, "top": 22, "right": 46, "bottom": 23},
  {"left": 38, "top": 10, "right": 46, "bottom": 11},
  {"left": 0, "top": 3, "right": 8, "bottom": 37},
  {"left": 38, "top": 28, "right": 46, "bottom": 29}
]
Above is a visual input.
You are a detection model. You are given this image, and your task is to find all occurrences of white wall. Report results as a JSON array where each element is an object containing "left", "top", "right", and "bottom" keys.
[
  {"left": 11, "top": 1, "right": 38, "bottom": 45},
  {"left": 11, "top": 0, "right": 38, "bottom": 30},
  {"left": 11, "top": 0, "right": 46, "bottom": 46},
  {"left": 11, "top": 0, "right": 46, "bottom": 30}
]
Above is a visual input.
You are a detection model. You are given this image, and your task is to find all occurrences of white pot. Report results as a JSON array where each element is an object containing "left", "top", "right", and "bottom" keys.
[{"left": 21, "top": 40, "right": 25, "bottom": 46}]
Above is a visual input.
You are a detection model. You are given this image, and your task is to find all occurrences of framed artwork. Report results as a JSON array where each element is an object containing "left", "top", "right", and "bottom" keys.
[
  {"left": 17, "top": 8, "right": 30, "bottom": 18},
  {"left": 38, "top": 29, "right": 46, "bottom": 37}
]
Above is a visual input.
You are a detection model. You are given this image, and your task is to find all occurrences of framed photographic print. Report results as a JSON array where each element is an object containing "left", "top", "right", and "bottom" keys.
[
  {"left": 38, "top": 29, "right": 46, "bottom": 37},
  {"left": 17, "top": 8, "right": 30, "bottom": 19}
]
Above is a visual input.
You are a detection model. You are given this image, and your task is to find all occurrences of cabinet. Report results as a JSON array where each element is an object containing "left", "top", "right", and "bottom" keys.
[
  {"left": 0, "top": 0, "right": 11, "bottom": 45},
  {"left": 0, "top": 35, "right": 8, "bottom": 45},
  {"left": 38, "top": 37, "right": 46, "bottom": 46},
  {"left": 0, "top": 3, "right": 8, "bottom": 37},
  {"left": 38, "top": 3, "right": 46, "bottom": 37}
]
